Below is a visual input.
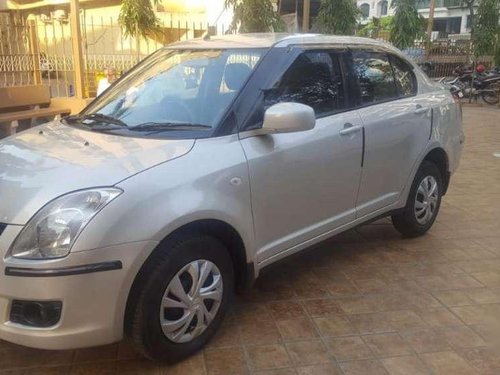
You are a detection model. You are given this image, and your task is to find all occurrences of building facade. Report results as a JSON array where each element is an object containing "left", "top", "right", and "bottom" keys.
[{"left": 356, "top": 0, "right": 474, "bottom": 37}]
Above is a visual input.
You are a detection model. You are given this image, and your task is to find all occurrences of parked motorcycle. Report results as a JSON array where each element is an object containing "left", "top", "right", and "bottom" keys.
[{"left": 444, "top": 65, "right": 500, "bottom": 105}]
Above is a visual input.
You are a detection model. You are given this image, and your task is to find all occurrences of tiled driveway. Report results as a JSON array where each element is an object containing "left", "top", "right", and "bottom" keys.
[{"left": 1, "top": 106, "right": 500, "bottom": 374}]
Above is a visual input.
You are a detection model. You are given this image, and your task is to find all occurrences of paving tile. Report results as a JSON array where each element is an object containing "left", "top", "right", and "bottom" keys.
[
  {"left": 324, "top": 336, "right": 373, "bottom": 361},
  {"left": 459, "top": 347, "right": 500, "bottom": 374},
  {"left": 438, "top": 326, "right": 487, "bottom": 349},
  {"left": 417, "top": 308, "right": 464, "bottom": 327},
  {"left": 347, "top": 313, "right": 394, "bottom": 334},
  {"left": 421, "top": 351, "right": 476, "bottom": 374},
  {"left": 246, "top": 344, "right": 291, "bottom": 370},
  {"left": 295, "top": 363, "right": 342, "bottom": 375},
  {"left": 239, "top": 320, "right": 281, "bottom": 345},
  {"left": 276, "top": 318, "right": 318, "bottom": 341},
  {"left": 118, "top": 359, "right": 159, "bottom": 375},
  {"left": 469, "top": 323, "right": 500, "bottom": 346},
  {"left": 381, "top": 356, "right": 429, "bottom": 375},
  {"left": 303, "top": 298, "right": 343, "bottom": 317},
  {"left": 267, "top": 301, "right": 307, "bottom": 321},
  {"left": 339, "top": 359, "right": 389, "bottom": 375},
  {"left": 207, "top": 323, "right": 240, "bottom": 348},
  {"left": 0, "top": 348, "right": 74, "bottom": 370},
  {"left": 451, "top": 305, "right": 495, "bottom": 325},
  {"left": 470, "top": 272, "right": 500, "bottom": 286},
  {"left": 431, "top": 290, "right": 475, "bottom": 307},
  {"left": 401, "top": 329, "right": 452, "bottom": 353},
  {"left": 204, "top": 347, "right": 247, "bottom": 375},
  {"left": 69, "top": 362, "right": 116, "bottom": 375},
  {"left": 117, "top": 341, "right": 141, "bottom": 360},
  {"left": 362, "top": 333, "right": 413, "bottom": 357},
  {"left": 335, "top": 296, "right": 378, "bottom": 314},
  {"left": 231, "top": 303, "right": 272, "bottom": 324},
  {"left": 73, "top": 344, "right": 118, "bottom": 363},
  {"left": 21, "top": 367, "right": 72, "bottom": 375},
  {"left": 285, "top": 340, "right": 331, "bottom": 366},
  {"left": 293, "top": 281, "right": 331, "bottom": 298},
  {"left": 161, "top": 353, "right": 205, "bottom": 375},
  {"left": 313, "top": 315, "right": 357, "bottom": 337},
  {"left": 464, "top": 288, "right": 500, "bottom": 304},
  {"left": 384, "top": 310, "right": 428, "bottom": 331},
  {"left": 254, "top": 369, "right": 297, "bottom": 375}
]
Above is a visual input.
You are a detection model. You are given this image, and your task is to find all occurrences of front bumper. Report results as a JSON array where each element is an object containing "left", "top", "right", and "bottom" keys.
[{"left": 0, "top": 225, "right": 158, "bottom": 350}]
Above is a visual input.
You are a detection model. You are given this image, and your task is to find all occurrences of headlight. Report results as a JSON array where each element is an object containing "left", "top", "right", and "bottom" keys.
[{"left": 9, "top": 188, "right": 122, "bottom": 260}]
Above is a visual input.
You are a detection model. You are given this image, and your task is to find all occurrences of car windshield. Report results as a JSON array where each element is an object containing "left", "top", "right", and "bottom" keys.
[{"left": 79, "top": 48, "right": 266, "bottom": 132}]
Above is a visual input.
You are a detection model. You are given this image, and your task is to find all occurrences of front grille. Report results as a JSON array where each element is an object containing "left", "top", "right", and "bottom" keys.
[{"left": 0, "top": 223, "right": 6, "bottom": 236}]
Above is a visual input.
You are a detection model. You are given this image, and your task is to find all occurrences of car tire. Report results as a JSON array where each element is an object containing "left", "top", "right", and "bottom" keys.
[
  {"left": 392, "top": 161, "right": 443, "bottom": 237},
  {"left": 128, "top": 234, "right": 234, "bottom": 363}
]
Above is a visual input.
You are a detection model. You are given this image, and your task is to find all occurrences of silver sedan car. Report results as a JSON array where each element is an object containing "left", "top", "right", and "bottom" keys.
[{"left": 0, "top": 34, "right": 464, "bottom": 361}]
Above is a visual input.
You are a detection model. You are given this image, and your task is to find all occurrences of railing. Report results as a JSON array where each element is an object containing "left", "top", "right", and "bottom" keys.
[{"left": 0, "top": 14, "right": 226, "bottom": 98}]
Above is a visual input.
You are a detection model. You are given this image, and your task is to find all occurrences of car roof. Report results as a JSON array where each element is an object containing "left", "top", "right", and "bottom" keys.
[{"left": 166, "top": 33, "right": 395, "bottom": 50}]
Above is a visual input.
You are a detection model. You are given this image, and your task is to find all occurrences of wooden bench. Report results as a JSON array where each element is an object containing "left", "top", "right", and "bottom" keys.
[{"left": 0, "top": 85, "right": 71, "bottom": 136}]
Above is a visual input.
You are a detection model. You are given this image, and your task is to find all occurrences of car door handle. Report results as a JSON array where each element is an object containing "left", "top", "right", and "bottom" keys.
[
  {"left": 414, "top": 105, "right": 428, "bottom": 115},
  {"left": 340, "top": 124, "right": 362, "bottom": 136}
]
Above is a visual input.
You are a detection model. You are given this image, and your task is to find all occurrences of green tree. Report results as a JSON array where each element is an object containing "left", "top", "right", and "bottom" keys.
[
  {"left": 119, "top": 0, "right": 159, "bottom": 39},
  {"left": 225, "top": 0, "right": 283, "bottom": 32},
  {"left": 390, "top": 0, "right": 426, "bottom": 49},
  {"left": 358, "top": 16, "right": 393, "bottom": 38},
  {"left": 474, "top": 0, "right": 500, "bottom": 64},
  {"left": 313, "top": 0, "right": 360, "bottom": 35}
]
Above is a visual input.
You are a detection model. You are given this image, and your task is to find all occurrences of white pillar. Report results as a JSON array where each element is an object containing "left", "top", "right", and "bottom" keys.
[{"left": 460, "top": 14, "right": 468, "bottom": 34}]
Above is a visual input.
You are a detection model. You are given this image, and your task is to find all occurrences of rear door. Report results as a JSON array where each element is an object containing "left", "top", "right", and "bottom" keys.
[{"left": 351, "top": 49, "right": 432, "bottom": 217}]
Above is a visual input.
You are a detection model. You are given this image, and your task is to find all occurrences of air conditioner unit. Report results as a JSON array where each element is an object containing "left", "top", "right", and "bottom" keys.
[
  {"left": 40, "top": 14, "right": 52, "bottom": 23},
  {"left": 52, "top": 10, "right": 68, "bottom": 22}
]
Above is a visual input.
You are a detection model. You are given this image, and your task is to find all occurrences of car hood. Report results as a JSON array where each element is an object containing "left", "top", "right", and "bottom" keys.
[{"left": 0, "top": 121, "right": 195, "bottom": 225}]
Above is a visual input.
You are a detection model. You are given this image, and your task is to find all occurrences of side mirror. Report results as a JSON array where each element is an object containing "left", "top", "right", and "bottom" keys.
[{"left": 262, "top": 102, "right": 315, "bottom": 134}]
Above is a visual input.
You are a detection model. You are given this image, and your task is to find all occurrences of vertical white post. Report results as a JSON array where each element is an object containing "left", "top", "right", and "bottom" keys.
[
  {"left": 70, "top": 0, "right": 85, "bottom": 99},
  {"left": 303, "top": 0, "right": 311, "bottom": 32}
]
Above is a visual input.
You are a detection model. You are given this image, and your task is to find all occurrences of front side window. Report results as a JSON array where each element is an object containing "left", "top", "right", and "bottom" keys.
[
  {"left": 76, "top": 48, "right": 265, "bottom": 136},
  {"left": 264, "top": 51, "right": 346, "bottom": 116},
  {"left": 390, "top": 55, "right": 417, "bottom": 97},
  {"left": 352, "top": 50, "right": 398, "bottom": 105}
]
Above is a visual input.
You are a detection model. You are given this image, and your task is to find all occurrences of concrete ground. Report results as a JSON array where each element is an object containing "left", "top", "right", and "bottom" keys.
[{"left": 1, "top": 106, "right": 499, "bottom": 374}]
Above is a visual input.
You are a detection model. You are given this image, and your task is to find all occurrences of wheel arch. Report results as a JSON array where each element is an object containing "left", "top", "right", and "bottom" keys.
[
  {"left": 422, "top": 147, "right": 450, "bottom": 195},
  {"left": 123, "top": 219, "right": 252, "bottom": 336}
]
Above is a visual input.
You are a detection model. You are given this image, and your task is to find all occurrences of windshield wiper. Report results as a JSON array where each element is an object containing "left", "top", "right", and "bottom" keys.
[
  {"left": 130, "top": 122, "right": 212, "bottom": 132},
  {"left": 65, "top": 113, "right": 128, "bottom": 128}
]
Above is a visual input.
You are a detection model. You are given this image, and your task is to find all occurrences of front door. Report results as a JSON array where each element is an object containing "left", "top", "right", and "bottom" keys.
[{"left": 239, "top": 50, "right": 363, "bottom": 263}]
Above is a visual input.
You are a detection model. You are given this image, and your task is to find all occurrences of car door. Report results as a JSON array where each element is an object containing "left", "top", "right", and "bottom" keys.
[
  {"left": 239, "top": 49, "right": 364, "bottom": 263},
  {"left": 351, "top": 49, "right": 432, "bottom": 217}
]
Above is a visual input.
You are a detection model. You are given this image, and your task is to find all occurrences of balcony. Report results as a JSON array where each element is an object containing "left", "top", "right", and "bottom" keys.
[{"left": 417, "top": 0, "right": 463, "bottom": 9}]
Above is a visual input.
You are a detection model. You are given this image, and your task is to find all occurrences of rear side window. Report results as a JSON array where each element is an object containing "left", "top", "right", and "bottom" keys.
[
  {"left": 352, "top": 50, "right": 398, "bottom": 104},
  {"left": 264, "top": 51, "right": 346, "bottom": 116},
  {"left": 390, "top": 55, "right": 417, "bottom": 97}
]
